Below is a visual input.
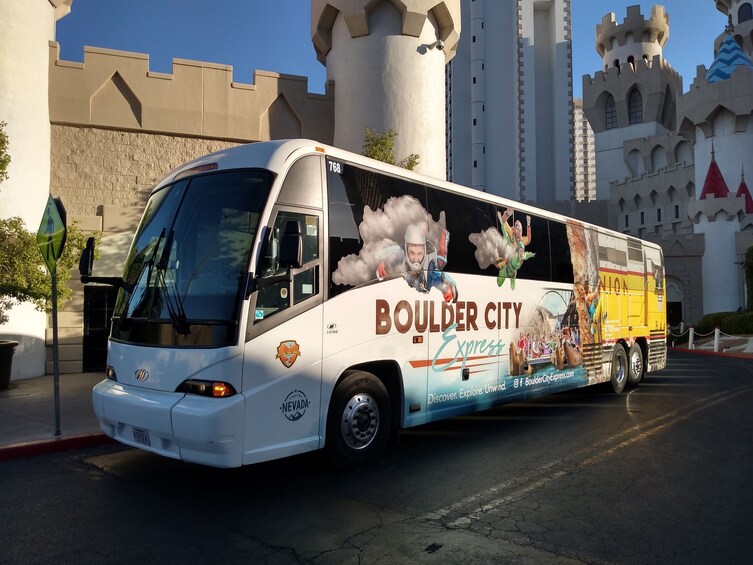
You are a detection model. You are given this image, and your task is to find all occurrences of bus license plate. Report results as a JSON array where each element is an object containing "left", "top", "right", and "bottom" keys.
[{"left": 133, "top": 428, "right": 151, "bottom": 446}]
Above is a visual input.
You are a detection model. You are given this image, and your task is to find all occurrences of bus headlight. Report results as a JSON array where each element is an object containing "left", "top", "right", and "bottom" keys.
[{"left": 177, "top": 379, "right": 237, "bottom": 398}]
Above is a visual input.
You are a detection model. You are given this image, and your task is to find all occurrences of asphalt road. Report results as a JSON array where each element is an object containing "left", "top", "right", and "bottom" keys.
[{"left": 2, "top": 350, "right": 752, "bottom": 564}]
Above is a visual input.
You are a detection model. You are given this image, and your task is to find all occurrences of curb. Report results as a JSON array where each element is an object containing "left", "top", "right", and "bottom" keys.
[
  {"left": 0, "top": 433, "right": 115, "bottom": 462},
  {"left": 669, "top": 346, "right": 753, "bottom": 360}
]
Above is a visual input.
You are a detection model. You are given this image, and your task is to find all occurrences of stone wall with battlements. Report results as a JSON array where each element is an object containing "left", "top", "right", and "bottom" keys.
[
  {"left": 44, "top": 41, "right": 335, "bottom": 374},
  {"left": 49, "top": 42, "right": 334, "bottom": 143}
]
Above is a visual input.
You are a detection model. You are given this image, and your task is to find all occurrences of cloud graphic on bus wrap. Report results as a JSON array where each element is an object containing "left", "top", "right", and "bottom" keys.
[
  {"left": 332, "top": 195, "right": 447, "bottom": 286},
  {"left": 469, "top": 227, "right": 515, "bottom": 270}
]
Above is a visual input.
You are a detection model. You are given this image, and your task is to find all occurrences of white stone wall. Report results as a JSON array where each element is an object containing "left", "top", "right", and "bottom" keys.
[{"left": 0, "top": 0, "right": 60, "bottom": 379}]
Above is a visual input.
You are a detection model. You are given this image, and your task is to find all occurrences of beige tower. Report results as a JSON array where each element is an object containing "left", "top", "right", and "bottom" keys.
[
  {"left": 583, "top": 5, "right": 681, "bottom": 200},
  {"left": 311, "top": 0, "right": 460, "bottom": 179}
]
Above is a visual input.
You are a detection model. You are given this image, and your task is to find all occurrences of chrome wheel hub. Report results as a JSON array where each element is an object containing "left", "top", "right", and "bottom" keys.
[{"left": 340, "top": 393, "right": 380, "bottom": 450}]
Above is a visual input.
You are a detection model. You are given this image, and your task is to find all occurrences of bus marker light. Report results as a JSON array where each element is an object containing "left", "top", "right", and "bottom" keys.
[
  {"left": 106, "top": 365, "right": 117, "bottom": 381},
  {"left": 212, "top": 382, "right": 233, "bottom": 397},
  {"left": 413, "top": 336, "right": 423, "bottom": 344},
  {"left": 174, "top": 162, "right": 218, "bottom": 180}
]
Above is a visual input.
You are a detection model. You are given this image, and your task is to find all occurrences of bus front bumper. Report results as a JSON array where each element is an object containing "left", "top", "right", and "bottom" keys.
[{"left": 92, "top": 379, "right": 245, "bottom": 468}]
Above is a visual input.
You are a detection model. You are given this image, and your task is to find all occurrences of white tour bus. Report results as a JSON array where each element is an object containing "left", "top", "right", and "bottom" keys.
[{"left": 82, "top": 139, "right": 667, "bottom": 468}]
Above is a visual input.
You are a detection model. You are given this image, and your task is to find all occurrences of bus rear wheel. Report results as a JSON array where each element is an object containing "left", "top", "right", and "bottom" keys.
[
  {"left": 627, "top": 342, "right": 644, "bottom": 387},
  {"left": 610, "top": 344, "right": 627, "bottom": 394},
  {"left": 326, "top": 371, "right": 391, "bottom": 469}
]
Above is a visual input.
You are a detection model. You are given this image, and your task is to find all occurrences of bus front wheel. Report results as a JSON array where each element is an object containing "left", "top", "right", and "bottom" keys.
[
  {"left": 627, "top": 342, "right": 644, "bottom": 387},
  {"left": 326, "top": 371, "right": 392, "bottom": 469},
  {"left": 610, "top": 344, "right": 627, "bottom": 394}
]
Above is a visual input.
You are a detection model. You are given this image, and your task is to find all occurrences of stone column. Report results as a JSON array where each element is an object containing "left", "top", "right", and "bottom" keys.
[
  {"left": 312, "top": 0, "right": 460, "bottom": 179},
  {"left": 0, "top": 0, "right": 72, "bottom": 379}
]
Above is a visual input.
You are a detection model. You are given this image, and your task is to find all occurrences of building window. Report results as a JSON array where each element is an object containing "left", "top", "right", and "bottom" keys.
[
  {"left": 473, "top": 35, "right": 476, "bottom": 43},
  {"left": 473, "top": 118, "right": 477, "bottom": 126},
  {"left": 473, "top": 160, "right": 478, "bottom": 168},
  {"left": 625, "top": 214, "right": 629, "bottom": 228},
  {"left": 605, "top": 95, "right": 617, "bottom": 129},
  {"left": 473, "top": 76, "right": 477, "bottom": 84},
  {"left": 740, "top": 3, "right": 753, "bottom": 23},
  {"left": 657, "top": 208, "right": 662, "bottom": 222},
  {"left": 640, "top": 211, "right": 645, "bottom": 225},
  {"left": 628, "top": 88, "right": 643, "bottom": 124},
  {"left": 675, "top": 204, "right": 680, "bottom": 219}
]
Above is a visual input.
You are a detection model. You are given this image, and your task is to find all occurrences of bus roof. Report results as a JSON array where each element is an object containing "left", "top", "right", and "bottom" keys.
[{"left": 154, "top": 138, "right": 662, "bottom": 253}]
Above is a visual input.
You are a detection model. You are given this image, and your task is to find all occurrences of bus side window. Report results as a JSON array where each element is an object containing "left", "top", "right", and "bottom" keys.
[{"left": 255, "top": 212, "right": 320, "bottom": 322}]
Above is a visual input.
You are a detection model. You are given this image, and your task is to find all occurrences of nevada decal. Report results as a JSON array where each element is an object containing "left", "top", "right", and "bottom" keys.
[{"left": 276, "top": 340, "right": 301, "bottom": 368}]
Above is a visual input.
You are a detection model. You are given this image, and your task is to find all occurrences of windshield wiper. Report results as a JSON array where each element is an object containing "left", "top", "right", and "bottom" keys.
[
  {"left": 117, "top": 227, "right": 166, "bottom": 329},
  {"left": 155, "top": 229, "right": 191, "bottom": 335}
]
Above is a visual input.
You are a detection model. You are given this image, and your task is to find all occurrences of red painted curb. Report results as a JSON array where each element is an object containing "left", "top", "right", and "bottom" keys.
[{"left": 0, "top": 433, "right": 115, "bottom": 462}]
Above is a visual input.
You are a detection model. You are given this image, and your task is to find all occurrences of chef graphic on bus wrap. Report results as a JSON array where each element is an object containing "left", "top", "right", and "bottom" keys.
[{"left": 376, "top": 222, "right": 458, "bottom": 303}]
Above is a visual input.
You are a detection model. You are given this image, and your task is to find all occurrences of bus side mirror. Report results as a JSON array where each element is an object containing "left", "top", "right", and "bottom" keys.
[
  {"left": 279, "top": 220, "right": 302, "bottom": 269},
  {"left": 79, "top": 236, "right": 95, "bottom": 278}
]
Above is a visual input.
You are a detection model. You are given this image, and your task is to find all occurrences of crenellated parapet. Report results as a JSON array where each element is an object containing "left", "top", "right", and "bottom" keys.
[
  {"left": 596, "top": 5, "right": 669, "bottom": 63},
  {"left": 582, "top": 54, "right": 682, "bottom": 133},
  {"left": 679, "top": 64, "right": 753, "bottom": 141},
  {"left": 687, "top": 193, "right": 748, "bottom": 224},
  {"left": 48, "top": 42, "right": 335, "bottom": 143},
  {"left": 311, "top": 0, "right": 461, "bottom": 64}
]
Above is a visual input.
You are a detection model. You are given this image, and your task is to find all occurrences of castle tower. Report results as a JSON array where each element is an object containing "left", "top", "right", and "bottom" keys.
[
  {"left": 311, "top": 0, "right": 460, "bottom": 179},
  {"left": 583, "top": 5, "right": 682, "bottom": 200},
  {"left": 446, "top": 0, "right": 572, "bottom": 202},
  {"left": 0, "top": 0, "right": 73, "bottom": 379},
  {"left": 687, "top": 150, "right": 749, "bottom": 313},
  {"left": 677, "top": 14, "right": 753, "bottom": 314}
]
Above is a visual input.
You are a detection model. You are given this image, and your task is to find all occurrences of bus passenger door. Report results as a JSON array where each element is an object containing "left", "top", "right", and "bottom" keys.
[{"left": 242, "top": 207, "right": 324, "bottom": 464}]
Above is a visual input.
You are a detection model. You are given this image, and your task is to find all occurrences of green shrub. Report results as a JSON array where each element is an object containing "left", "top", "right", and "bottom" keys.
[
  {"left": 720, "top": 311, "right": 753, "bottom": 335},
  {"left": 0, "top": 217, "right": 99, "bottom": 324},
  {"left": 696, "top": 311, "right": 737, "bottom": 334}
]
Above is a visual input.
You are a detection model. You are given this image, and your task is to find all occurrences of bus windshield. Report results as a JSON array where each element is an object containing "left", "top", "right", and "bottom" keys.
[{"left": 111, "top": 169, "right": 273, "bottom": 347}]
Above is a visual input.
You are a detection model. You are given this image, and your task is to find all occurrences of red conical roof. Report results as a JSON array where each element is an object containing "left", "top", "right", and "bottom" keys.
[
  {"left": 736, "top": 174, "right": 753, "bottom": 214},
  {"left": 699, "top": 157, "right": 730, "bottom": 200}
]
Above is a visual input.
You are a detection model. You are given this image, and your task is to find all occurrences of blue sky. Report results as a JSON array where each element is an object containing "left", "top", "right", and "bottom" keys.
[{"left": 56, "top": 0, "right": 725, "bottom": 97}]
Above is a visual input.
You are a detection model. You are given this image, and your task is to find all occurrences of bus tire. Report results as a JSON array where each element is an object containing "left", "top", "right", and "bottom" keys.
[
  {"left": 627, "top": 342, "right": 644, "bottom": 387},
  {"left": 326, "top": 371, "right": 392, "bottom": 469},
  {"left": 610, "top": 344, "right": 628, "bottom": 394}
]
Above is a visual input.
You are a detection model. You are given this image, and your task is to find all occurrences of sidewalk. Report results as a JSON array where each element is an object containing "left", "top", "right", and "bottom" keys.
[
  {"left": 673, "top": 334, "right": 753, "bottom": 356},
  {"left": 0, "top": 371, "right": 113, "bottom": 461}
]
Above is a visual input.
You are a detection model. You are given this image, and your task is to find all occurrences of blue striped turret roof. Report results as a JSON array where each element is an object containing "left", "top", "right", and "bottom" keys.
[{"left": 705, "top": 34, "right": 753, "bottom": 83}]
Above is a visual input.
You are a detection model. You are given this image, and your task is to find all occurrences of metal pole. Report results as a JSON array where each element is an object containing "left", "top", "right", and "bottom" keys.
[
  {"left": 688, "top": 327, "right": 695, "bottom": 350},
  {"left": 714, "top": 327, "right": 721, "bottom": 353},
  {"left": 52, "top": 265, "right": 61, "bottom": 436}
]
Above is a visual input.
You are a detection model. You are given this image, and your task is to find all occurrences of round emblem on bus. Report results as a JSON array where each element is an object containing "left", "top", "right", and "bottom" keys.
[
  {"left": 280, "top": 390, "right": 309, "bottom": 421},
  {"left": 135, "top": 369, "right": 150, "bottom": 381}
]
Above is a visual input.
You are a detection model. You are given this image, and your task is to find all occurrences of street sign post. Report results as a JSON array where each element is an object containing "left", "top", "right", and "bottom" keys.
[{"left": 37, "top": 195, "right": 67, "bottom": 437}]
